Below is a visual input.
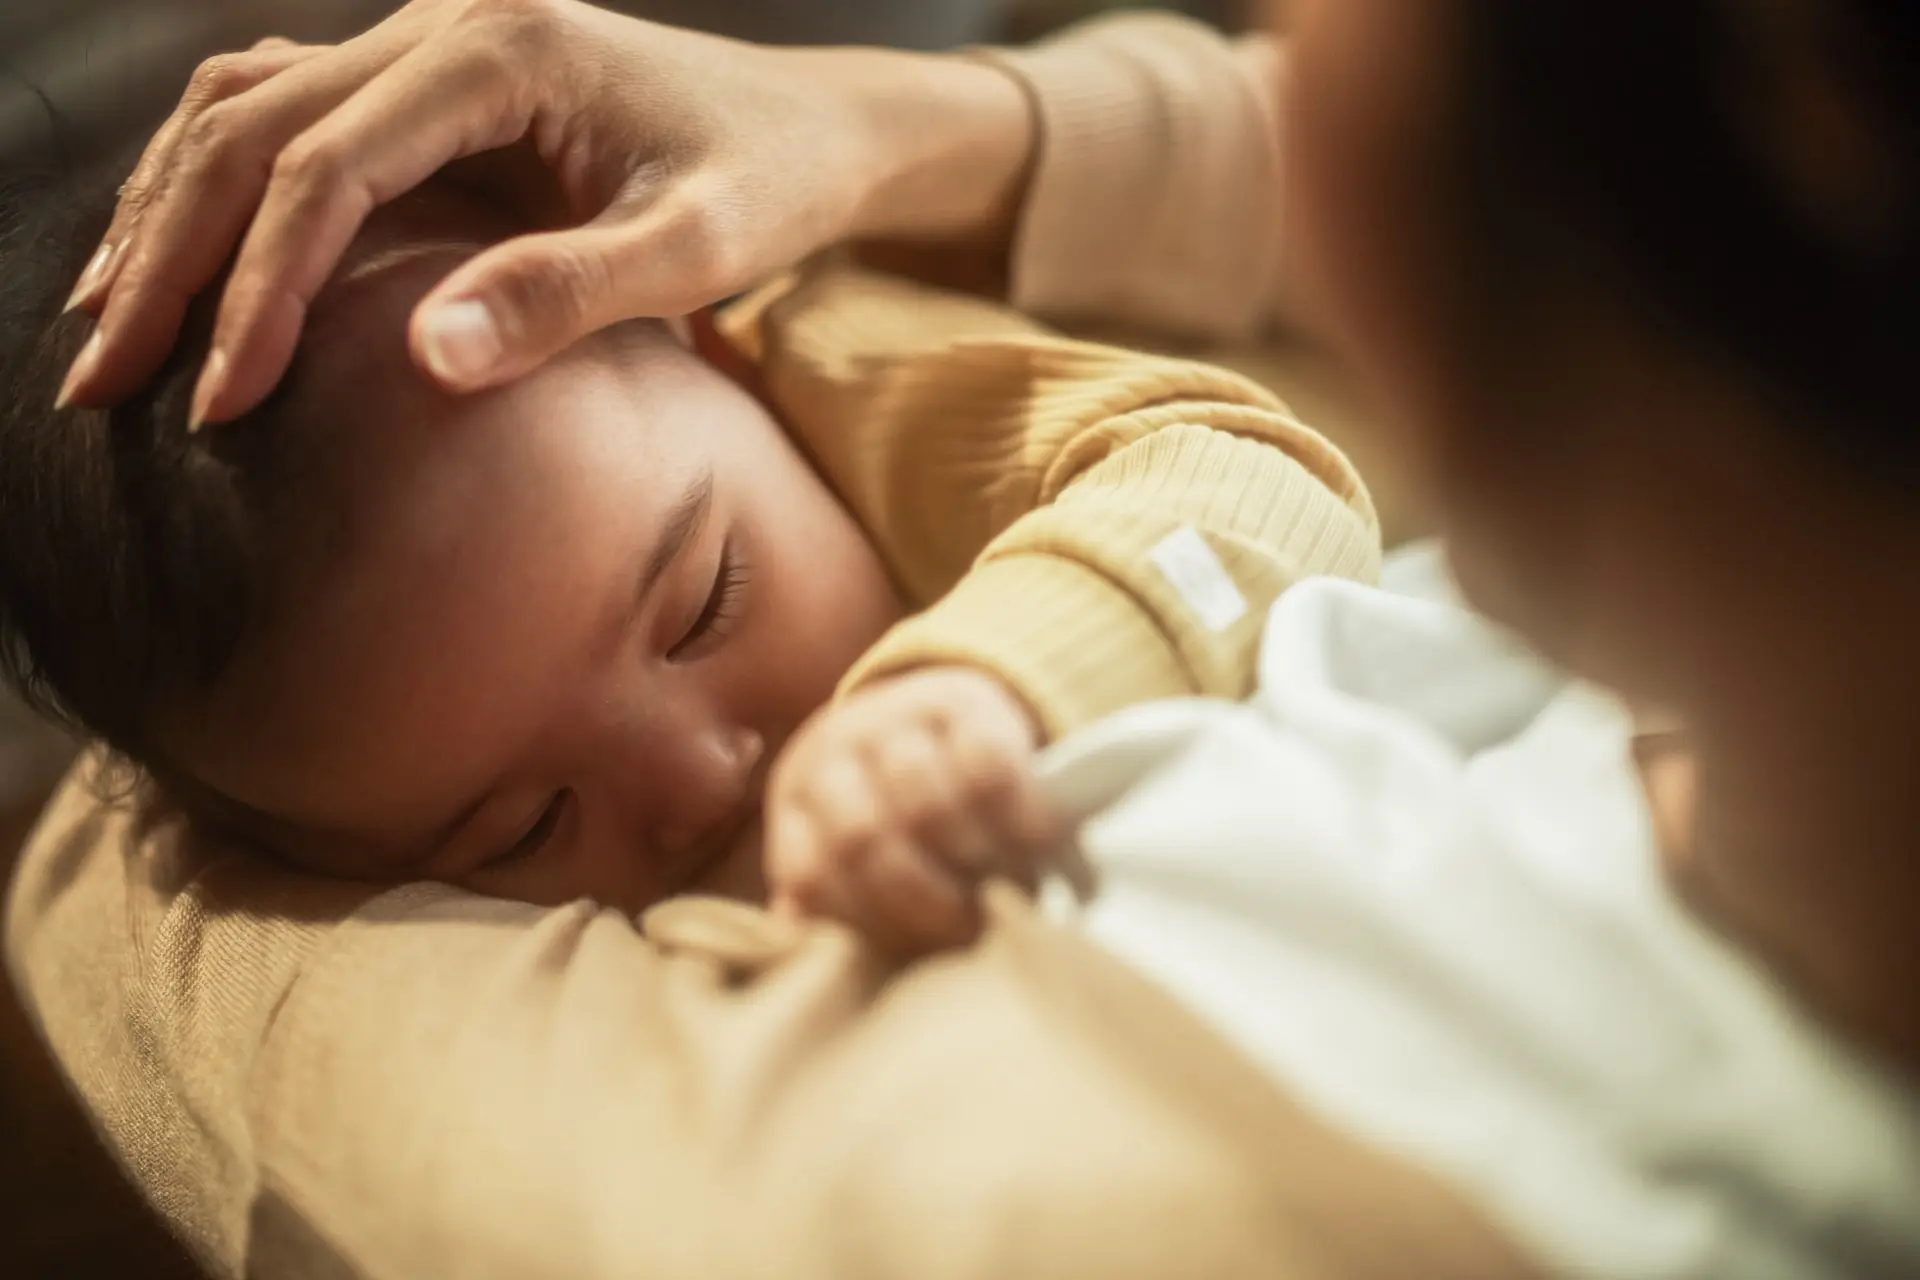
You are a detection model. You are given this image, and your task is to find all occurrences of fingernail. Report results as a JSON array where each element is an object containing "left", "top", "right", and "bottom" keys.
[
  {"left": 188, "top": 349, "right": 228, "bottom": 433},
  {"left": 63, "top": 242, "right": 117, "bottom": 314},
  {"left": 54, "top": 331, "right": 102, "bottom": 410},
  {"left": 419, "top": 298, "right": 501, "bottom": 388}
]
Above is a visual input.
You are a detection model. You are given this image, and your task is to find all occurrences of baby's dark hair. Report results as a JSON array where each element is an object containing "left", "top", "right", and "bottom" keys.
[{"left": 0, "top": 161, "right": 322, "bottom": 769}]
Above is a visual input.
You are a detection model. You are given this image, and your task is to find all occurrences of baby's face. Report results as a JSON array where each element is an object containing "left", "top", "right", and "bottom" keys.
[{"left": 165, "top": 211, "right": 904, "bottom": 914}]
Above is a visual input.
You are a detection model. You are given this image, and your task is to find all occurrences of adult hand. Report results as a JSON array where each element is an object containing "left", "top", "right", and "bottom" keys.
[
  {"left": 765, "top": 667, "right": 1064, "bottom": 957},
  {"left": 59, "top": 0, "right": 1033, "bottom": 427}
]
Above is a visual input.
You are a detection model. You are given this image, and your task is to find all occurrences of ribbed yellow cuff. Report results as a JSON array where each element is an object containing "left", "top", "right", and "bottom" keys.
[{"left": 840, "top": 552, "right": 1189, "bottom": 744}]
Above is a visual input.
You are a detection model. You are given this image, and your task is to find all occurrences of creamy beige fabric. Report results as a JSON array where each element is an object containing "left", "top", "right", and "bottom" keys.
[
  {"left": 6, "top": 13, "right": 1537, "bottom": 1280},
  {"left": 11, "top": 781, "right": 1538, "bottom": 1279},
  {"left": 982, "top": 12, "right": 1283, "bottom": 345}
]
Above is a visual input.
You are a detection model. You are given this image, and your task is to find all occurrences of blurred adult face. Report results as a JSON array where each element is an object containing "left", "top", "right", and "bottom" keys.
[{"left": 1275, "top": 0, "right": 1920, "bottom": 719}]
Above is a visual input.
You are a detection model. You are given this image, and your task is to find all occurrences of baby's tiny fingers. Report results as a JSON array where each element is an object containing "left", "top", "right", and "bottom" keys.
[
  {"left": 763, "top": 799, "right": 819, "bottom": 888},
  {"left": 870, "top": 728, "right": 997, "bottom": 875},
  {"left": 945, "top": 722, "right": 1059, "bottom": 851},
  {"left": 797, "top": 751, "right": 889, "bottom": 865},
  {"left": 1000, "top": 770, "right": 1067, "bottom": 855},
  {"left": 852, "top": 834, "right": 980, "bottom": 956},
  {"left": 765, "top": 804, "right": 863, "bottom": 926}
]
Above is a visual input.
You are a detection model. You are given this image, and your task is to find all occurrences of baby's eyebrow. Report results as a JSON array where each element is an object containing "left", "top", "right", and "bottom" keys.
[{"left": 632, "top": 467, "right": 716, "bottom": 616}]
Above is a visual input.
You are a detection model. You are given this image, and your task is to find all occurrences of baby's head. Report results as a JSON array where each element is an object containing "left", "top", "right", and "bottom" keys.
[{"left": 0, "top": 166, "right": 904, "bottom": 913}]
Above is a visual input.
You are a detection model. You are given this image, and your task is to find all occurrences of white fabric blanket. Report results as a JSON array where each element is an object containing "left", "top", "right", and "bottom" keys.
[{"left": 1036, "top": 542, "right": 1920, "bottom": 1280}]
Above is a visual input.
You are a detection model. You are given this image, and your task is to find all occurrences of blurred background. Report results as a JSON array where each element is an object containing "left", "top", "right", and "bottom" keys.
[{"left": 0, "top": 3, "right": 1272, "bottom": 1276}]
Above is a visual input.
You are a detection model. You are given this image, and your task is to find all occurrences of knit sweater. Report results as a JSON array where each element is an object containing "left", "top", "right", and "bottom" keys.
[
  {"left": 725, "top": 264, "right": 1377, "bottom": 737},
  {"left": 6, "top": 14, "right": 1540, "bottom": 1280}
]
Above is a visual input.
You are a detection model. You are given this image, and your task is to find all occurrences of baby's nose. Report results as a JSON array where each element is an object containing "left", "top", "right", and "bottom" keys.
[
  {"left": 702, "top": 724, "right": 764, "bottom": 792},
  {"left": 656, "top": 724, "right": 765, "bottom": 852}
]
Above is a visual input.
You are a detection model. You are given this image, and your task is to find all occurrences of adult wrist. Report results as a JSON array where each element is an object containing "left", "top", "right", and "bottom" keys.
[{"left": 835, "top": 47, "right": 1037, "bottom": 246}]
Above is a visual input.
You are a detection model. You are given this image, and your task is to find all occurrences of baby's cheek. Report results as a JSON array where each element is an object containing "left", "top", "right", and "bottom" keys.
[
  {"left": 465, "top": 815, "right": 681, "bottom": 918},
  {"left": 760, "top": 535, "right": 903, "bottom": 715},
  {"left": 690, "top": 813, "right": 768, "bottom": 903}
]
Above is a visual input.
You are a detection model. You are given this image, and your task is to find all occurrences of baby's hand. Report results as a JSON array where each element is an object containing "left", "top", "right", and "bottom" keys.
[{"left": 765, "top": 667, "right": 1064, "bottom": 956}]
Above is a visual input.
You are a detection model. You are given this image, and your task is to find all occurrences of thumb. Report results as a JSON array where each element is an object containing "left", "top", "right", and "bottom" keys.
[{"left": 408, "top": 199, "right": 733, "bottom": 393}]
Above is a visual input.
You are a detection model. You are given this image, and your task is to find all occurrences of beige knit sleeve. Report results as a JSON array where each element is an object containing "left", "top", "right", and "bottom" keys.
[{"left": 975, "top": 13, "right": 1286, "bottom": 344}]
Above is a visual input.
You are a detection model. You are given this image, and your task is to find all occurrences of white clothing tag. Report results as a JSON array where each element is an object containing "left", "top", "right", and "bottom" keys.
[{"left": 1149, "top": 525, "right": 1247, "bottom": 633}]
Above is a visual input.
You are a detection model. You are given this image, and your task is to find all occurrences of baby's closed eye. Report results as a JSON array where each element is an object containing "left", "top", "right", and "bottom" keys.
[{"left": 669, "top": 536, "right": 751, "bottom": 662}]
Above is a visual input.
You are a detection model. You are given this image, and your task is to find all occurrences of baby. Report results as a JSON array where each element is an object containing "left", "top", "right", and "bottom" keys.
[{"left": 0, "top": 163, "right": 1376, "bottom": 953}]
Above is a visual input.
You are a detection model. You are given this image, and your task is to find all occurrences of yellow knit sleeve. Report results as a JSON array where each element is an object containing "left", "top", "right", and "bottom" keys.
[{"left": 733, "top": 265, "right": 1382, "bottom": 741}]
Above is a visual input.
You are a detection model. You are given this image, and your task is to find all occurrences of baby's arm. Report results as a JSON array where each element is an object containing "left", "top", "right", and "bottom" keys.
[{"left": 729, "top": 265, "right": 1383, "bottom": 951}]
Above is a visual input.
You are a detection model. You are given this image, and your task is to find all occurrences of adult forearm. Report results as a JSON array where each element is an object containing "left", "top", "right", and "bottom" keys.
[
  {"left": 61, "top": 0, "right": 1283, "bottom": 426},
  {"left": 835, "top": 47, "right": 1037, "bottom": 249}
]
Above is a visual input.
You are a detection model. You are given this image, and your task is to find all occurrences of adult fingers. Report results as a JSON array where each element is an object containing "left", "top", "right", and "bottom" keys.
[
  {"left": 190, "top": 31, "right": 571, "bottom": 425},
  {"left": 63, "top": 41, "right": 324, "bottom": 317},
  {"left": 406, "top": 193, "right": 738, "bottom": 393},
  {"left": 60, "top": 38, "right": 410, "bottom": 412}
]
